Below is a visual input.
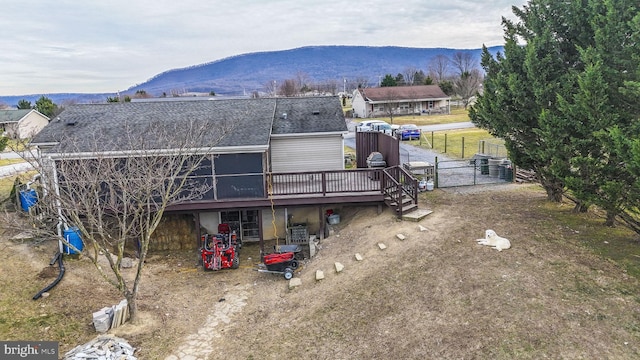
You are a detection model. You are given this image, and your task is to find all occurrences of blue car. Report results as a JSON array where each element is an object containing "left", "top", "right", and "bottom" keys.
[{"left": 398, "top": 124, "right": 421, "bottom": 140}]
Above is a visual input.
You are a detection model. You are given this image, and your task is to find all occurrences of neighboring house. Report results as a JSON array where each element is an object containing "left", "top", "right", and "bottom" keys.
[
  {"left": 351, "top": 85, "right": 451, "bottom": 118},
  {"left": 31, "top": 97, "right": 415, "bottom": 253},
  {"left": 0, "top": 109, "right": 50, "bottom": 139}
]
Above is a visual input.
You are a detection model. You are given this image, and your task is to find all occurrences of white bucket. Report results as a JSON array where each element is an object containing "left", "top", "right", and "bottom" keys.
[{"left": 327, "top": 214, "right": 340, "bottom": 225}]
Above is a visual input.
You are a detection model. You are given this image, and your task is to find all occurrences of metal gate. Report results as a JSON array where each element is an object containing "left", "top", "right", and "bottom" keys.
[{"left": 435, "top": 158, "right": 514, "bottom": 188}]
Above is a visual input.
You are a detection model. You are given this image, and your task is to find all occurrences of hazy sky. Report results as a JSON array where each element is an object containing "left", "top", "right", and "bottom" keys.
[{"left": 0, "top": 0, "right": 527, "bottom": 96}]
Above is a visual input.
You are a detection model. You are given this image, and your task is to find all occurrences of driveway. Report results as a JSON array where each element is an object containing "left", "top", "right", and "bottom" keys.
[
  {"left": 344, "top": 120, "right": 511, "bottom": 187},
  {"left": 344, "top": 120, "right": 476, "bottom": 164}
]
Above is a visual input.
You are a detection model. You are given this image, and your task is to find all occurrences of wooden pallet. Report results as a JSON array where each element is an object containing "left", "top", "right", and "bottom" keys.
[{"left": 515, "top": 169, "right": 537, "bottom": 183}]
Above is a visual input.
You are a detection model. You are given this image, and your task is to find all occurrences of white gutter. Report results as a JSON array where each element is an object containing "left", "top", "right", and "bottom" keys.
[
  {"left": 29, "top": 142, "right": 60, "bottom": 147},
  {"left": 270, "top": 131, "right": 347, "bottom": 138},
  {"left": 367, "top": 97, "right": 451, "bottom": 104},
  {"left": 43, "top": 144, "right": 269, "bottom": 160}
]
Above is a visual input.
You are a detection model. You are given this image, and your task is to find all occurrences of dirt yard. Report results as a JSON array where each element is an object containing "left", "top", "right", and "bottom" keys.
[{"left": 2, "top": 183, "right": 640, "bottom": 359}]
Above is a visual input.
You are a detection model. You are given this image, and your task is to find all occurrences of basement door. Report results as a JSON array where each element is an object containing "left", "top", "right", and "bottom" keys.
[{"left": 220, "top": 210, "right": 260, "bottom": 242}]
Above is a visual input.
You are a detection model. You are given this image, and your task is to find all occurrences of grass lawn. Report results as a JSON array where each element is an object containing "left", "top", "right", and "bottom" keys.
[
  {"left": 0, "top": 176, "right": 17, "bottom": 201},
  {"left": 366, "top": 106, "right": 470, "bottom": 126},
  {"left": 0, "top": 158, "right": 26, "bottom": 167},
  {"left": 406, "top": 128, "right": 505, "bottom": 159},
  {"left": 0, "top": 171, "right": 37, "bottom": 203},
  {"left": 4, "top": 139, "right": 29, "bottom": 152}
]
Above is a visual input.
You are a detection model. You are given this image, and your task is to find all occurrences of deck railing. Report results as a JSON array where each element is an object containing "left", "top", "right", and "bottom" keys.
[
  {"left": 268, "top": 168, "right": 384, "bottom": 196},
  {"left": 382, "top": 166, "right": 418, "bottom": 217}
]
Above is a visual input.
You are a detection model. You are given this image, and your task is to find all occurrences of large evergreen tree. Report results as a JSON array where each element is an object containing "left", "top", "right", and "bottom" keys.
[
  {"left": 380, "top": 74, "right": 397, "bottom": 87},
  {"left": 34, "top": 96, "right": 58, "bottom": 118},
  {"left": 471, "top": 0, "right": 640, "bottom": 230},
  {"left": 17, "top": 99, "right": 31, "bottom": 109},
  {"left": 470, "top": 0, "right": 578, "bottom": 201}
]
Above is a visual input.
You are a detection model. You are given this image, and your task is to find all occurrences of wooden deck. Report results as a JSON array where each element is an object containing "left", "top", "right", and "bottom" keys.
[
  {"left": 269, "top": 168, "right": 383, "bottom": 196},
  {"left": 167, "top": 168, "right": 391, "bottom": 212}
]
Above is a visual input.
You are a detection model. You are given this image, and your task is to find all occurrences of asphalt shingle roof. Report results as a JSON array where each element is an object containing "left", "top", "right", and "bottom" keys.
[
  {"left": 0, "top": 109, "right": 33, "bottom": 123},
  {"left": 358, "top": 85, "right": 449, "bottom": 101},
  {"left": 32, "top": 97, "right": 347, "bottom": 154},
  {"left": 271, "top": 97, "right": 347, "bottom": 134}
]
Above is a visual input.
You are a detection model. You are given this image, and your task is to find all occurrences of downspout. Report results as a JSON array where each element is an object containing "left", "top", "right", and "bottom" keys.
[
  {"left": 29, "top": 150, "right": 67, "bottom": 300},
  {"left": 25, "top": 174, "right": 40, "bottom": 190},
  {"left": 50, "top": 157, "right": 68, "bottom": 253},
  {"left": 36, "top": 147, "right": 49, "bottom": 199}
]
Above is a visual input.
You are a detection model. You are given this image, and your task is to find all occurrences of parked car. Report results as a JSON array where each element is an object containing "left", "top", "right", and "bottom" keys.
[
  {"left": 398, "top": 124, "right": 421, "bottom": 140},
  {"left": 356, "top": 120, "right": 388, "bottom": 132},
  {"left": 371, "top": 122, "right": 394, "bottom": 135}
]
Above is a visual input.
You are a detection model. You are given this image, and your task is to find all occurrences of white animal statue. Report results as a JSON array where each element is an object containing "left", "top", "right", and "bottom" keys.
[{"left": 476, "top": 229, "right": 511, "bottom": 251}]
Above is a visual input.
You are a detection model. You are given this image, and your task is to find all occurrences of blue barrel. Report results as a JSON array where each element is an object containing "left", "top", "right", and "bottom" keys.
[
  {"left": 19, "top": 189, "right": 38, "bottom": 212},
  {"left": 63, "top": 227, "right": 84, "bottom": 255}
]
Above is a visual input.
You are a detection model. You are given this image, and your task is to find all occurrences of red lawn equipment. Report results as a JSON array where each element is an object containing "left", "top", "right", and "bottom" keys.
[
  {"left": 201, "top": 224, "right": 240, "bottom": 271},
  {"left": 257, "top": 248, "right": 300, "bottom": 280}
]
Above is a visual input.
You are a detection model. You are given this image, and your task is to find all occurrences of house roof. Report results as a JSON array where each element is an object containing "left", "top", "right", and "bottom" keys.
[
  {"left": 358, "top": 85, "right": 449, "bottom": 102},
  {"left": 32, "top": 97, "right": 347, "bottom": 154},
  {"left": 0, "top": 109, "right": 38, "bottom": 123},
  {"left": 271, "top": 96, "right": 347, "bottom": 135}
]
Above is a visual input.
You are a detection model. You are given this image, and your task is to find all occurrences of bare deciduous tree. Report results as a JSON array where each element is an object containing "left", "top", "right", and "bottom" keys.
[
  {"left": 17, "top": 118, "right": 233, "bottom": 323},
  {"left": 454, "top": 68, "right": 483, "bottom": 109},
  {"left": 295, "top": 72, "right": 312, "bottom": 93},
  {"left": 428, "top": 54, "right": 451, "bottom": 83},
  {"left": 377, "top": 88, "right": 414, "bottom": 125},
  {"left": 451, "top": 52, "right": 477, "bottom": 77},
  {"left": 311, "top": 80, "right": 339, "bottom": 95},
  {"left": 264, "top": 80, "right": 277, "bottom": 96},
  {"left": 324, "top": 79, "right": 339, "bottom": 95},
  {"left": 403, "top": 66, "right": 418, "bottom": 86},
  {"left": 353, "top": 76, "right": 371, "bottom": 89},
  {"left": 279, "top": 79, "right": 298, "bottom": 97}
]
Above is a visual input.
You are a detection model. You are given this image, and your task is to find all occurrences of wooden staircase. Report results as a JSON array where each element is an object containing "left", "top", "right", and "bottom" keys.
[
  {"left": 381, "top": 166, "right": 419, "bottom": 218},
  {"left": 384, "top": 193, "right": 418, "bottom": 215}
]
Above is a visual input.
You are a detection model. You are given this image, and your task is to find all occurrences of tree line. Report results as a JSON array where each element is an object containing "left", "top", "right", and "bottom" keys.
[
  {"left": 262, "top": 52, "right": 484, "bottom": 108},
  {"left": 13, "top": 96, "right": 61, "bottom": 118},
  {"left": 470, "top": 0, "right": 640, "bottom": 234}
]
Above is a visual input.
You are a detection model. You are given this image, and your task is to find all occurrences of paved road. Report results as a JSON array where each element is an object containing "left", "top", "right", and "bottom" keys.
[
  {"left": 0, "top": 150, "right": 36, "bottom": 160},
  {"left": 0, "top": 151, "right": 35, "bottom": 178}
]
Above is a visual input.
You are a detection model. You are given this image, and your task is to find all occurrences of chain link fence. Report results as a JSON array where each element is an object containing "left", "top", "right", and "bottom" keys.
[{"left": 435, "top": 157, "right": 514, "bottom": 188}]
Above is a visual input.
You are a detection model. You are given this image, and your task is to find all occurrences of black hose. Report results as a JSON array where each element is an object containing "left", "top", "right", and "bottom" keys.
[{"left": 33, "top": 252, "right": 65, "bottom": 300}]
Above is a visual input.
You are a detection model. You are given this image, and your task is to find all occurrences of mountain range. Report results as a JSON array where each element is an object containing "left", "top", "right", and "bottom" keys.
[{"left": 0, "top": 45, "right": 503, "bottom": 106}]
